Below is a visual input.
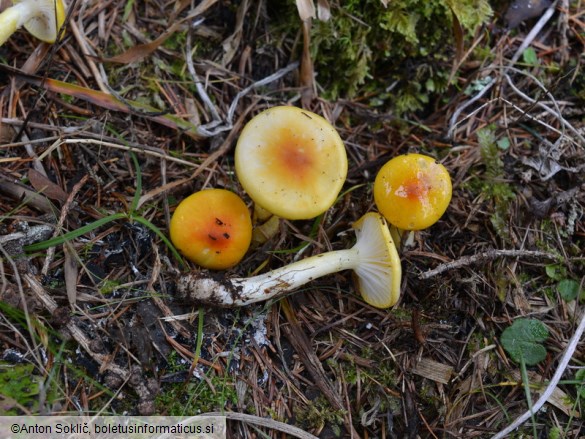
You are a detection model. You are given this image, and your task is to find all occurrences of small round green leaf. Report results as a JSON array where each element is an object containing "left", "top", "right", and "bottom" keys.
[
  {"left": 500, "top": 318, "right": 549, "bottom": 366},
  {"left": 557, "top": 279, "right": 581, "bottom": 302}
]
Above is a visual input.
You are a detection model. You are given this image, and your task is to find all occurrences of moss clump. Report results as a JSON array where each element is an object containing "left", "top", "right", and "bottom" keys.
[
  {"left": 272, "top": 0, "right": 492, "bottom": 115},
  {"left": 463, "top": 125, "right": 515, "bottom": 240},
  {"left": 296, "top": 395, "right": 346, "bottom": 434}
]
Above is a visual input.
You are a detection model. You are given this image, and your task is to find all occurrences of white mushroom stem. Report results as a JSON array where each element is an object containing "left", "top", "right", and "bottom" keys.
[{"left": 177, "top": 213, "right": 401, "bottom": 308}]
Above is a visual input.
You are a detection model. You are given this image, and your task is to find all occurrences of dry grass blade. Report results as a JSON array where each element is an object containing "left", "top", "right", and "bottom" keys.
[
  {"left": 0, "top": 64, "right": 203, "bottom": 139},
  {"left": 63, "top": 242, "right": 78, "bottom": 307},
  {"left": 201, "top": 412, "right": 319, "bottom": 439}
]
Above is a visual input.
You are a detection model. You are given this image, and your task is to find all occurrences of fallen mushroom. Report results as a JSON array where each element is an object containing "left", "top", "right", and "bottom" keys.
[
  {"left": 235, "top": 106, "right": 348, "bottom": 220},
  {"left": 374, "top": 153, "right": 452, "bottom": 240},
  {"left": 176, "top": 212, "right": 401, "bottom": 308},
  {"left": 0, "top": 0, "right": 66, "bottom": 46},
  {"left": 169, "top": 188, "right": 252, "bottom": 270}
]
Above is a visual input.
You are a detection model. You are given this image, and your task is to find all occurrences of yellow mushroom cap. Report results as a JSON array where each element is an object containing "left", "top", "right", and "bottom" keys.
[
  {"left": 169, "top": 189, "right": 252, "bottom": 270},
  {"left": 235, "top": 106, "right": 348, "bottom": 220},
  {"left": 374, "top": 153, "right": 452, "bottom": 231}
]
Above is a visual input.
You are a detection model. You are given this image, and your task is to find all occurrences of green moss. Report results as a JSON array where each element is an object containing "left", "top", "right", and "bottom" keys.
[
  {"left": 156, "top": 373, "right": 237, "bottom": 415},
  {"left": 466, "top": 125, "right": 516, "bottom": 239},
  {"left": 277, "top": 0, "right": 493, "bottom": 115},
  {"left": 295, "top": 395, "right": 346, "bottom": 434}
]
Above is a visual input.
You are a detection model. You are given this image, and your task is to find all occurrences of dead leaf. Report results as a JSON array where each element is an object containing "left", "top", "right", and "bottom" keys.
[
  {"left": 100, "top": 22, "right": 181, "bottom": 64},
  {"left": 100, "top": 0, "right": 218, "bottom": 64},
  {"left": 221, "top": 0, "right": 249, "bottom": 66},
  {"left": 27, "top": 168, "right": 68, "bottom": 204},
  {"left": 63, "top": 243, "right": 78, "bottom": 307},
  {"left": 451, "top": 10, "right": 464, "bottom": 69},
  {"left": 0, "top": 64, "right": 203, "bottom": 139},
  {"left": 505, "top": 0, "right": 553, "bottom": 29}
]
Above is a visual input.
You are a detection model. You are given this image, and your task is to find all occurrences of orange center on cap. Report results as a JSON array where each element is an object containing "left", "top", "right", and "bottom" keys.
[
  {"left": 235, "top": 106, "right": 348, "bottom": 220},
  {"left": 396, "top": 176, "right": 431, "bottom": 201},
  {"left": 198, "top": 217, "right": 234, "bottom": 251},
  {"left": 264, "top": 127, "right": 317, "bottom": 187}
]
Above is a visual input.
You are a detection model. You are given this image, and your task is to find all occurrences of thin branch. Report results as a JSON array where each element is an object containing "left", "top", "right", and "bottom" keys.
[
  {"left": 418, "top": 249, "right": 557, "bottom": 280},
  {"left": 198, "top": 412, "right": 319, "bottom": 439},
  {"left": 448, "top": 0, "right": 559, "bottom": 138}
]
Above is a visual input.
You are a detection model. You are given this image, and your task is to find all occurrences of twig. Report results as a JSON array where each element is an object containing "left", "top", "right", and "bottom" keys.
[
  {"left": 198, "top": 412, "right": 319, "bottom": 439},
  {"left": 491, "top": 307, "right": 585, "bottom": 439},
  {"left": 185, "top": 26, "right": 224, "bottom": 136},
  {"left": 38, "top": 138, "right": 198, "bottom": 168},
  {"left": 225, "top": 61, "right": 299, "bottom": 127},
  {"left": 447, "top": 0, "right": 559, "bottom": 138},
  {"left": 503, "top": 70, "right": 585, "bottom": 146},
  {"left": 185, "top": 46, "right": 299, "bottom": 137},
  {"left": 418, "top": 249, "right": 557, "bottom": 280}
]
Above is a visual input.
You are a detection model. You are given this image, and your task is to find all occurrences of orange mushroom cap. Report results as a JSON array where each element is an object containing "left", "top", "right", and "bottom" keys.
[
  {"left": 374, "top": 153, "right": 452, "bottom": 230},
  {"left": 169, "top": 189, "right": 252, "bottom": 270},
  {"left": 235, "top": 106, "right": 348, "bottom": 220}
]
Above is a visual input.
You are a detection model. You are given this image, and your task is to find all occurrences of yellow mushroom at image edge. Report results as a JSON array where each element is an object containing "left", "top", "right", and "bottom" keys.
[
  {"left": 169, "top": 189, "right": 252, "bottom": 270},
  {"left": 0, "top": 0, "right": 66, "bottom": 46},
  {"left": 374, "top": 153, "right": 452, "bottom": 231},
  {"left": 177, "top": 212, "right": 402, "bottom": 309},
  {"left": 235, "top": 106, "right": 348, "bottom": 220}
]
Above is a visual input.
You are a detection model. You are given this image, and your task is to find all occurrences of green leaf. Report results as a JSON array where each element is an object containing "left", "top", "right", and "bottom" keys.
[
  {"left": 500, "top": 318, "right": 549, "bottom": 366},
  {"left": 496, "top": 137, "right": 510, "bottom": 150},
  {"left": 557, "top": 279, "right": 581, "bottom": 302},
  {"left": 522, "top": 47, "right": 538, "bottom": 66},
  {"left": 24, "top": 213, "right": 128, "bottom": 252},
  {"left": 545, "top": 264, "right": 566, "bottom": 281},
  {"left": 0, "top": 362, "right": 41, "bottom": 415}
]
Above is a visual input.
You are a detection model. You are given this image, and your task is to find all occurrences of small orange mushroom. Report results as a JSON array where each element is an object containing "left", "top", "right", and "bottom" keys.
[
  {"left": 169, "top": 189, "right": 252, "bottom": 270},
  {"left": 374, "top": 153, "right": 452, "bottom": 231}
]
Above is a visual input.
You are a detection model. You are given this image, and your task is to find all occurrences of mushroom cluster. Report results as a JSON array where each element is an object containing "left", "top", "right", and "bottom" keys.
[
  {"left": 171, "top": 108, "right": 452, "bottom": 310},
  {"left": 0, "top": 0, "right": 66, "bottom": 46}
]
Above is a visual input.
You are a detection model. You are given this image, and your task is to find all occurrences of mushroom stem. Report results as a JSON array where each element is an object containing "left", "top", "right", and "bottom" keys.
[
  {"left": 177, "top": 212, "right": 402, "bottom": 308},
  {"left": 0, "top": 3, "right": 31, "bottom": 46},
  {"left": 179, "top": 248, "right": 356, "bottom": 306}
]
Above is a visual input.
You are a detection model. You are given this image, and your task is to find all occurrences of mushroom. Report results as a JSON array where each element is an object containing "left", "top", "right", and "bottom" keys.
[
  {"left": 169, "top": 189, "right": 252, "bottom": 270},
  {"left": 374, "top": 153, "right": 452, "bottom": 238},
  {"left": 176, "top": 212, "right": 401, "bottom": 308},
  {"left": 235, "top": 106, "right": 348, "bottom": 220},
  {"left": 0, "top": 0, "right": 66, "bottom": 46}
]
